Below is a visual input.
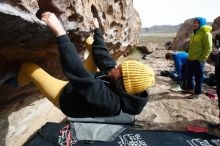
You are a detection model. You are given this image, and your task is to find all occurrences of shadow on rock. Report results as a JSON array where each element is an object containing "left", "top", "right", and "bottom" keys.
[{"left": 0, "top": 84, "right": 39, "bottom": 146}]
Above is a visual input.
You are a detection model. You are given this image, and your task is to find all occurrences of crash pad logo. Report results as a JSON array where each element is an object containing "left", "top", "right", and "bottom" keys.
[
  {"left": 118, "top": 134, "right": 148, "bottom": 146},
  {"left": 58, "top": 124, "right": 78, "bottom": 146},
  {"left": 186, "top": 138, "right": 214, "bottom": 146}
]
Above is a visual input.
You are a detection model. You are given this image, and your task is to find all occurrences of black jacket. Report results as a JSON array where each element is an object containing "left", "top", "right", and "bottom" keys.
[{"left": 57, "top": 28, "right": 148, "bottom": 118}]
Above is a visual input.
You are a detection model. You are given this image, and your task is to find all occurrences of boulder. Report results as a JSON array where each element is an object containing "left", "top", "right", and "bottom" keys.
[
  {"left": 0, "top": 0, "right": 141, "bottom": 104},
  {"left": 172, "top": 18, "right": 194, "bottom": 51},
  {"left": 0, "top": 0, "right": 141, "bottom": 145},
  {"left": 212, "top": 16, "right": 220, "bottom": 39},
  {"left": 165, "top": 41, "right": 173, "bottom": 50}
]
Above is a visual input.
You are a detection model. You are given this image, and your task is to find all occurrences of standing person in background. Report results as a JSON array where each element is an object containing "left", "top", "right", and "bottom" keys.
[
  {"left": 215, "top": 37, "right": 220, "bottom": 117},
  {"left": 186, "top": 17, "right": 212, "bottom": 99},
  {"left": 165, "top": 51, "right": 188, "bottom": 91},
  {"left": 212, "top": 35, "right": 220, "bottom": 116},
  {"left": 207, "top": 35, "right": 220, "bottom": 132}
]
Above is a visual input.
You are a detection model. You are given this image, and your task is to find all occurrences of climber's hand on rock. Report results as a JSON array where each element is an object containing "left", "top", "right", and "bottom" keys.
[
  {"left": 41, "top": 12, "right": 66, "bottom": 37},
  {"left": 90, "top": 18, "right": 99, "bottom": 29}
]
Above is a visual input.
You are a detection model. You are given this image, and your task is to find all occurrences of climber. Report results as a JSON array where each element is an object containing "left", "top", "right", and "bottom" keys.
[{"left": 2, "top": 11, "right": 155, "bottom": 118}]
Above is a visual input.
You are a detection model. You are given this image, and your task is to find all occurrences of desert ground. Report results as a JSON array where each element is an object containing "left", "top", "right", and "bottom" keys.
[{"left": 118, "top": 33, "right": 219, "bottom": 135}]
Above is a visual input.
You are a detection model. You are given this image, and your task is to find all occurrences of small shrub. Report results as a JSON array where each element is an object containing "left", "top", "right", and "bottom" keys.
[{"left": 130, "top": 48, "right": 141, "bottom": 55}]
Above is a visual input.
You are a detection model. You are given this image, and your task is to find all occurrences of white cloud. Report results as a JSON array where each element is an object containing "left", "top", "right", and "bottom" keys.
[{"left": 133, "top": 0, "right": 220, "bottom": 27}]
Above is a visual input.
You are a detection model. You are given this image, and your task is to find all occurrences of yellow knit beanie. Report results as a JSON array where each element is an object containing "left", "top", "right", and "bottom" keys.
[
  {"left": 85, "top": 36, "right": 94, "bottom": 46},
  {"left": 121, "top": 60, "right": 155, "bottom": 94}
]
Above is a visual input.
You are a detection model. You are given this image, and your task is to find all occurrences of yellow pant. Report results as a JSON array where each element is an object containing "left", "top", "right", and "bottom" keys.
[{"left": 17, "top": 51, "right": 97, "bottom": 108}]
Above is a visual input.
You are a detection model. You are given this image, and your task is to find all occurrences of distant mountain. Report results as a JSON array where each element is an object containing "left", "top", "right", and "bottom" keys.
[
  {"left": 141, "top": 22, "right": 213, "bottom": 34},
  {"left": 141, "top": 24, "right": 182, "bottom": 33}
]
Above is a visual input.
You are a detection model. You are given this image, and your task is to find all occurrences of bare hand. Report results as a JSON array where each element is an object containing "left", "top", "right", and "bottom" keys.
[
  {"left": 41, "top": 12, "right": 66, "bottom": 37},
  {"left": 90, "top": 18, "right": 99, "bottom": 29}
]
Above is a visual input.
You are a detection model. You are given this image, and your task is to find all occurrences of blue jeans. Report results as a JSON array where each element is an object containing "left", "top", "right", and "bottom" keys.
[{"left": 186, "top": 60, "right": 204, "bottom": 94}]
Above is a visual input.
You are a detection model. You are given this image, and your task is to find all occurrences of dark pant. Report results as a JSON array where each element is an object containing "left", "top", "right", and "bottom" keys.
[
  {"left": 186, "top": 60, "right": 204, "bottom": 94},
  {"left": 216, "top": 64, "right": 220, "bottom": 110},
  {"left": 181, "top": 64, "right": 187, "bottom": 90},
  {"left": 217, "top": 82, "right": 220, "bottom": 109}
]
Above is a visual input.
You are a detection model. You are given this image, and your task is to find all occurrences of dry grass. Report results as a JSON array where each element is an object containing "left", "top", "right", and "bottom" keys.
[{"left": 138, "top": 32, "right": 176, "bottom": 46}]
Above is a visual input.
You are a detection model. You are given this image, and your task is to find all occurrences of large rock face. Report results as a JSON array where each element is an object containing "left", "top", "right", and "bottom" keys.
[
  {"left": 172, "top": 18, "right": 194, "bottom": 51},
  {"left": 0, "top": 1, "right": 141, "bottom": 145},
  {"left": 213, "top": 17, "right": 220, "bottom": 31},
  {"left": 212, "top": 16, "right": 220, "bottom": 38},
  {"left": 0, "top": 0, "right": 141, "bottom": 101}
]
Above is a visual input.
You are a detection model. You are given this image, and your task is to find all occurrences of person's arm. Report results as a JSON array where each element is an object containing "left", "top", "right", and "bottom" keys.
[
  {"left": 207, "top": 47, "right": 218, "bottom": 64},
  {"left": 41, "top": 12, "right": 66, "bottom": 37},
  {"left": 90, "top": 18, "right": 116, "bottom": 72},
  {"left": 173, "top": 54, "right": 182, "bottom": 81},
  {"left": 41, "top": 12, "right": 94, "bottom": 86},
  {"left": 200, "top": 32, "right": 212, "bottom": 62}
]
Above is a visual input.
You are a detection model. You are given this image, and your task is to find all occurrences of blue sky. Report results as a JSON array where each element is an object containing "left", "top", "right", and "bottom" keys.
[{"left": 133, "top": 0, "right": 220, "bottom": 27}]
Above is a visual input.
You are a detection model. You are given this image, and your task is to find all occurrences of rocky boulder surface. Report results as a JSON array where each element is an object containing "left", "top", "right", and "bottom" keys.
[
  {"left": 0, "top": 0, "right": 141, "bottom": 103},
  {"left": 0, "top": 0, "right": 141, "bottom": 145},
  {"left": 213, "top": 17, "right": 220, "bottom": 32},
  {"left": 212, "top": 16, "right": 220, "bottom": 38},
  {"left": 172, "top": 18, "right": 194, "bottom": 51}
]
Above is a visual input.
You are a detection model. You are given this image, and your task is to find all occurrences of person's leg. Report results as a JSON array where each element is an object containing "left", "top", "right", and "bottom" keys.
[
  {"left": 181, "top": 63, "right": 187, "bottom": 90},
  {"left": 217, "top": 82, "right": 220, "bottom": 115},
  {"left": 194, "top": 61, "right": 204, "bottom": 95},
  {"left": 18, "top": 62, "right": 68, "bottom": 108},
  {"left": 208, "top": 79, "right": 220, "bottom": 134},
  {"left": 215, "top": 65, "right": 220, "bottom": 117},
  {"left": 186, "top": 61, "right": 194, "bottom": 91},
  {"left": 83, "top": 38, "right": 98, "bottom": 73},
  {"left": 83, "top": 51, "right": 98, "bottom": 72}
]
